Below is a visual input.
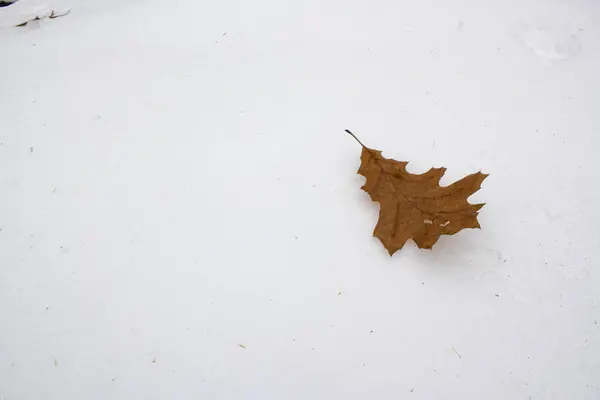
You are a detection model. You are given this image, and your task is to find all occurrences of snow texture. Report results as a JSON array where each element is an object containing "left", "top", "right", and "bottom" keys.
[{"left": 1, "top": 0, "right": 600, "bottom": 399}]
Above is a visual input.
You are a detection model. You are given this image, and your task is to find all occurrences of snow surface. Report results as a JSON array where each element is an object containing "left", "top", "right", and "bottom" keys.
[{"left": 1, "top": 0, "right": 599, "bottom": 398}]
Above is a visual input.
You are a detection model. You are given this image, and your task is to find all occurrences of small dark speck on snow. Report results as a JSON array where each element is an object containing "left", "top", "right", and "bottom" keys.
[{"left": 452, "top": 347, "right": 462, "bottom": 359}]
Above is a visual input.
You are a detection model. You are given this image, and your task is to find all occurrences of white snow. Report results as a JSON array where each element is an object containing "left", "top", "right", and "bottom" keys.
[{"left": 1, "top": 0, "right": 600, "bottom": 399}]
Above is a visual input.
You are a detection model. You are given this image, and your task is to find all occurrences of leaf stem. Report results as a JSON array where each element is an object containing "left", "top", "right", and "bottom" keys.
[{"left": 345, "top": 129, "right": 367, "bottom": 148}]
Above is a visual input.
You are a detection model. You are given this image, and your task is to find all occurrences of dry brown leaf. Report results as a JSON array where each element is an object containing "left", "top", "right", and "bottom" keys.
[{"left": 347, "top": 130, "right": 488, "bottom": 255}]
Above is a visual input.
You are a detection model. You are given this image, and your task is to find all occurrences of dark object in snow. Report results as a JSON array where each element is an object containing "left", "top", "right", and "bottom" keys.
[
  {"left": 0, "top": 0, "right": 18, "bottom": 7},
  {"left": 16, "top": 9, "right": 70, "bottom": 26}
]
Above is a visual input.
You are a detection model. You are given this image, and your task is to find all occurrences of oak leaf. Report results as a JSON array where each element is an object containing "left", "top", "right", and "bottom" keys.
[{"left": 347, "top": 130, "right": 487, "bottom": 255}]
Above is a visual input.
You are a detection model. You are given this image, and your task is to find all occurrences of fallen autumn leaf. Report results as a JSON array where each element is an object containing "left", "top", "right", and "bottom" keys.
[{"left": 347, "top": 129, "right": 488, "bottom": 254}]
